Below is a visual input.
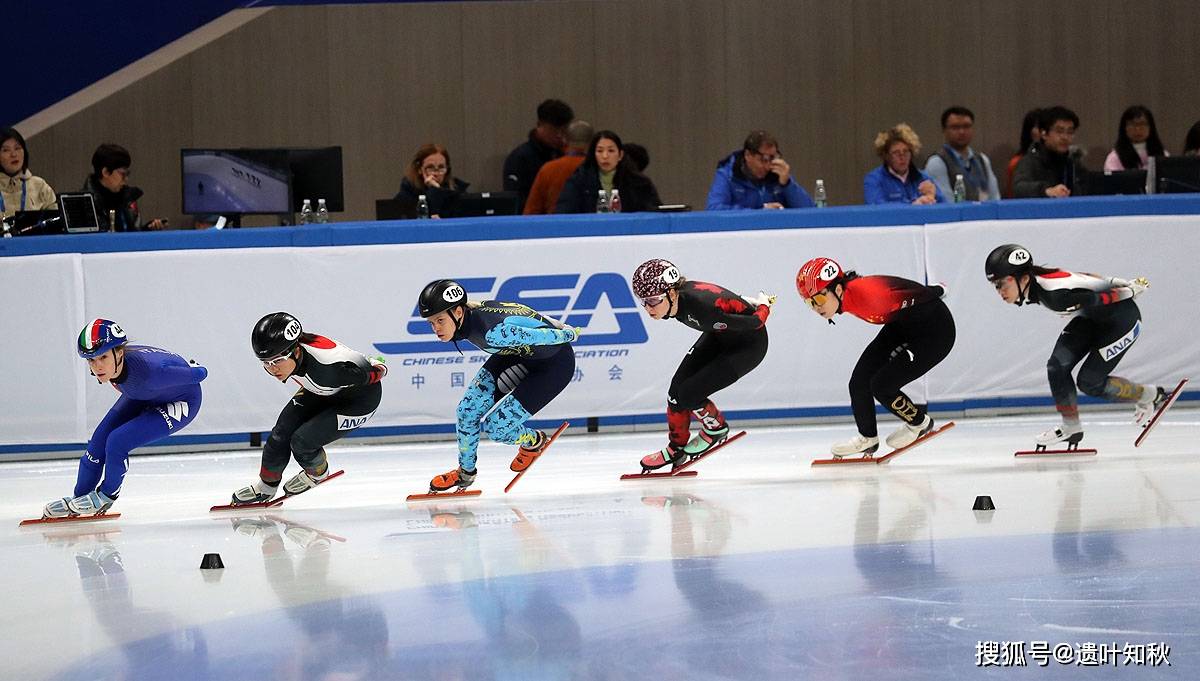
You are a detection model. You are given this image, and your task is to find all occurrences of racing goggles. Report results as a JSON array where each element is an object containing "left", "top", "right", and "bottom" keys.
[
  {"left": 804, "top": 291, "right": 830, "bottom": 309},
  {"left": 640, "top": 294, "right": 667, "bottom": 308},
  {"left": 261, "top": 353, "right": 292, "bottom": 367}
]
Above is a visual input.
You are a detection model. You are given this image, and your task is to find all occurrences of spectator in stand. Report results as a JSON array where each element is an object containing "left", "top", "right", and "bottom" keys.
[
  {"left": 1006, "top": 108, "right": 1043, "bottom": 198},
  {"left": 503, "top": 98, "right": 574, "bottom": 212},
  {"left": 555, "top": 130, "right": 661, "bottom": 214},
  {"left": 396, "top": 143, "right": 469, "bottom": 218},
  {"left": 1185, "top": 121, "right": 1200, "bottom": 156},
  {"left": 624, "top": 143, "right": 650, "bottom": 173},
  {"left": 863, "top": 124, "right": 945, "bottom": 205},
  {"left": 1013, "top": 106, "right": 1089, "bottom": 198},
  {"left": 923, "top": 106, "right": 1000, "bottom": 201},
  {"left": 81, "top": 144, "right": 166, "bottom": 231},
  {"left": 1104, "top": 105, "right": 1166, "bottom": 171},
  {"left": 1, "top": 127, "right": 57, "bottom": 220},
  {"left": 524, "top": 120, "right": 593, "bottom": 215},
  {"left": 706, "top": 130, "right": 814, "bottom": 210}
]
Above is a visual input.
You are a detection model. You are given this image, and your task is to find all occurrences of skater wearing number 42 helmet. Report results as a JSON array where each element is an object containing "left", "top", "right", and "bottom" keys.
[
  {"left": 42, "top": 319, "right": 207, "bottom": 519},
  {"left": 632, "top": 259, "right": 773, "bottom": 471},
  {"left": 229, "top": 312, "right": 386, "bottom": 506},
  {"left": 418, "top": 279, "right": 578, "bottom": 493},
  {"left": 797, "top": 257, "right": 955, "bottom": 458},
  {"left": 985, "top": 244, "right": 1167, "bottom": 449}
]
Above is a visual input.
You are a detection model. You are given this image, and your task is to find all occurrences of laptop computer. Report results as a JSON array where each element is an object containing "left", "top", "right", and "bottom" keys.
[
  {"left": 447, "top": 191, "right": 519, "bottom": 218},
  {"left": 59, "top": 193, "right": 102, "bottom": 233},
  {"left": 1083, "top": 169, "right": 1147, "bottom": 196},
  {"left": 5, "top": 209, "right": 64, "bottom": 236},
  {"left": 376, "top": 196, "right": 419, "bottom": 220}
]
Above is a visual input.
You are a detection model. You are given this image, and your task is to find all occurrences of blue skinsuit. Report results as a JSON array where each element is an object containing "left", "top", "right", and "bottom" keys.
[
  {"left": 76, "top": 345, "right": 206, "bottom": 498},
  {"left": 452, "top": 302, "right": 576, "bottom": 471}
]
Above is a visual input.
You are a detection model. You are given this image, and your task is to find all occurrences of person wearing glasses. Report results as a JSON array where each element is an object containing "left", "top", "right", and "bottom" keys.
[
  {"left": 395, "top": 143, "right": 470, "bottom": 218},
  {"left": 42, "top": 319, "right": 207, "bottom": 518},
  {"left": 630, "top": 258, "right": 773, "bottom": 471},
  {"left": 1013, "top": 106, "right": 1089, "bottom": 198},
  {"left": 1103, "top": 105, "right": 1167, "bottom": 171},
  {"left": 796, "top": 257, "right": 954, "bottom": 459},
  {"left": 984, "top": 244, "right": 1165, "bottom": 451},
  {"left": 233, "top": 312, "right": 387, "bottom": 506},
  {"left": 81, "top": 143, "right": 167, "bottom": 231},
  {"left": 863, "top": 123, "right": 946, "bottom": 205},
  {"left": 705, "top": 130, "right": 814, "bottom": 210}
]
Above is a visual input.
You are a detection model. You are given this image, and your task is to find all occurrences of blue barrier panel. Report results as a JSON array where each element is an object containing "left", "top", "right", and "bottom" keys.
[{"left": 3, "top": 194, "right": 1198, "bottom": 258}]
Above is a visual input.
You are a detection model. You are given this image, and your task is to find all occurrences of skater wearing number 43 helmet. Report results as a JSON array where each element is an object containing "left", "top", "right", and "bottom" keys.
[
  {"left": 418, "top": 279, "right": 577, "bottom": 493},
  {"left": 985, "top": 244, "right": 1168, "bottom": 449},
  {"left": 797, "top": 257, "right": 955, "bottom": 458},
  {"left": 229, "top": 312, "right": 386, "bottom": 506},
  {"left": 632, "top": 259, "right": 772, "bottom": 471},
  {"left": 42, "top": 320, "right": 207, "bottom": 519}
]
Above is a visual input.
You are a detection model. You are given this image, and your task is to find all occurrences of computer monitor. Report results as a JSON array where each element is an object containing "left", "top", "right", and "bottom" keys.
[
  {"left": 288, "top": 146, "right": 344, "bottom": 212},
  {"left": 375, "top": 197, "right": 418, "bottom": 220},
  {"left": 181, "top": 149, "right": 292, "bottom": 215},
  {"left": 447, "top": 191, "right": 519, "bottom": 218},
  {"left": 1083, "top": 169, "right": 1147, "bottom": 196},
  {"left": 1150, "top": 156, "right": 1200, "bottom": 194}
]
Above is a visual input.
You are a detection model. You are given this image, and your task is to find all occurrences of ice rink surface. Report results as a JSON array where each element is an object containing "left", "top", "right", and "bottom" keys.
[{"left": 1, "top": 410, "right": 1196, "bottom": 680}]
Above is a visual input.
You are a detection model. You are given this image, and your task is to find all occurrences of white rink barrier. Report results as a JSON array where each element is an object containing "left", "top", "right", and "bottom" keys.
[{"left": 2, "top": 214, "right": 1197, "bottom": 454}]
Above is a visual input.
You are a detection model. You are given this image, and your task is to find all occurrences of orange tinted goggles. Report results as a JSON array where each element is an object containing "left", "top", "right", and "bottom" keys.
[{"left": 804, "top": 292, "right": 830, "bottom": 309}]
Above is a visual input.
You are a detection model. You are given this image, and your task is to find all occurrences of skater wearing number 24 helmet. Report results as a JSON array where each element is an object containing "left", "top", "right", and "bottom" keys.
[
  {"left": 43, "top": 320, "right": 208, "bottom": 519},
  {"left": 985, "top": 244, "right": 1167, "bottom": 449},
  {"left": 797, "top": 257, "right": 955, "bottom": 458},
  {"left": 417, "top": 279, "right": 578, "bottom": 493},
  {"left": 632, "top": 258, "right": 773, "bottom": 471},
  {"left": 229, "top": 312, "right": 387, "bottom": 506}
]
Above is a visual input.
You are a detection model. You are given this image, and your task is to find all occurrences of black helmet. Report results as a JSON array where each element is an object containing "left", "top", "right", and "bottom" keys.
[
  {"left": 985, "top": 244, "right": 1033, "bottom": 281},
  {"left": 252, "top": 312, "right": 303, "bottom": 360},
  {"left": 418, "top": 279, "right": 467, "bottom": 318}
]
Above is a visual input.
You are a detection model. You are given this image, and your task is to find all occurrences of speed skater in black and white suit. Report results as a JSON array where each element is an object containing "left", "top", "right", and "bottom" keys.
[{"left": 985, "top": 244, "right": 1168, "bottom": 449}]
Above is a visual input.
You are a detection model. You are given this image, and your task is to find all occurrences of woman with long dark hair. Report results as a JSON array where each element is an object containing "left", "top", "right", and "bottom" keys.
[
  {"left": 1006, "top": 108, "right": 1043, "bottom": 198},
  {"left": 1104, "top": 105, "right": 1166, "bottom": 171},
  {"left": 554, "top": 130, "right": 661, "bottom": 213}
]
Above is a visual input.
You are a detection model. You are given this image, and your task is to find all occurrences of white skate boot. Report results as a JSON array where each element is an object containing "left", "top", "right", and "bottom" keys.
[
  {"left": 44, "top": 490, "right": 116, "bottom": 519},
  {"left": 885, "top": 415, "right": 934, "bottom": 449},
  {"left": 230, "top": 481, "right": 278, "bottom": 506},
  {"left": 1035, "top": 423, "right": 1084, "bottom": 451},
  {"left": 830, "top": 434, "right": 880, "bottom": 459},
  {"left": 282, "top": 467, "right": 332, "bottom": 496},
  {"left": 1133, "top": 385, "right": 1166, "bottom": 425}
]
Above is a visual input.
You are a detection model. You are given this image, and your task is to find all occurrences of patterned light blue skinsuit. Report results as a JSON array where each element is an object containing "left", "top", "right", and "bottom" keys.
[
  {"left": 450, "top": 302, "right": 576, "bottom": 472},
  {"left": 77, "top": 345, "right": 206, "bottom": 499}
]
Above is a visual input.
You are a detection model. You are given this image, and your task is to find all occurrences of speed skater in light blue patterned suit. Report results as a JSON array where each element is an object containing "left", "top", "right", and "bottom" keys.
[{"left": 416, "top": 279, "right": 577, "bottom": 493}]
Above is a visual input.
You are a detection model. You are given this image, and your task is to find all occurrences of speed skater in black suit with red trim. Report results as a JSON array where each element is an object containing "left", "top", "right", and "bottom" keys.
[
  {"left": 797, "top": 257, "right": 956, "bottom": 458},
  {"left": 631, "top": 258, "right": 773, "bottom": 470},
  {"left": 985, "top": 244, "right": 1167, "bottom": 449}
]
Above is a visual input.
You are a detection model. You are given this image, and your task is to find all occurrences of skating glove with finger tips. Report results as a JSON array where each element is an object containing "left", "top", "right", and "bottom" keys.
[
  {"left": 561, "top": 326, "right": 582, "bottom": 343},
  {"left": 745, "top": 290, "right": 777, "bottom": 307},
  {"left": 1128, "top": 277, "right": 1150, "bottom": 298}
]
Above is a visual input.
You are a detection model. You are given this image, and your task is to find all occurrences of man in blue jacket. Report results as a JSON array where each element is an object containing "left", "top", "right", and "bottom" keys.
[{"left": 706, "top": 130, "right": 814, "bottom": 210}]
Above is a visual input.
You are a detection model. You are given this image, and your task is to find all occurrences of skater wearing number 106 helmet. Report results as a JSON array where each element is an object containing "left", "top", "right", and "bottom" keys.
[
  {"left": 632, "top": 259, "right": 773, "bottom": 471},
  {"left": 985, "top": 244, "right": 1167, "bottom": 449},
  {"left": 797, "top": 257, "right": 955, "bottom": 458},
  {"left": 42, "top": 320, "right": 207, "bottom": 519},
  {"left": 229, "top": 312, "right": 386, "bottom": 506},
  {"left": 417, "top": 279, "right": 577, "bottom": 493}
]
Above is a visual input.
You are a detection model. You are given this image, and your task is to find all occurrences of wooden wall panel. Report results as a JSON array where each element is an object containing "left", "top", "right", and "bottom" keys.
[{"left": 21, "top": 1, "right": 1200, "bottom": 226}]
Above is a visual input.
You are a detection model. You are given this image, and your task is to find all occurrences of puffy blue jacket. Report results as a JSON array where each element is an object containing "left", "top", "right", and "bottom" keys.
[
  {"left": 862, "top": 164, "right": 947, "bottom": 205},
  {"left": 705, "top": 151, "right": 814, "bottom": 210}
]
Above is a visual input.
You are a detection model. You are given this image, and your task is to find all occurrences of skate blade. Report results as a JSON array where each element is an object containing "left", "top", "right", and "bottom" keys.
[
  {"left": 407, "top": 489, "right": 482, "bottom": 502},
  {"left": 1015, "top": 448, "right": 1098, "bottom": 457},
  {"left": 20, "top": 513, "right": 121, "bottom": 527},
  {"left": 875, "top": 422, "right": 955, "bottom": 464},
  {"left": 210, "top": 469, "right": 345, "bottom": 512},
  {"left": 810, "top": 456, "right": 877, "bottom": 466},
  {"left": 620, "top": 431, "right": 747, "bottom": 480},
  {"left": 504, "top": 421, "right": 569, "bottom": 494},
  {"left": 1135, "top": 377, "right": 1189, "bottom": 448},
  {"left": 619, "top": 470, "right": 699, "bottom": 480}
]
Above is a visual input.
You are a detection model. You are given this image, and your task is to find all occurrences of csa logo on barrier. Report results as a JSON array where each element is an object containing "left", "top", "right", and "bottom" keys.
[{"left": 374, "top": 273, "right": 648, "bottom": 354}]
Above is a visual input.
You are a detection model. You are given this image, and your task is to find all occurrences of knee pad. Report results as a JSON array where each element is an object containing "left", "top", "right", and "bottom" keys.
[
  {"left": 482, "top": 397, "right": 533, "bottom": 445},
  {"left": 1046, "top": 356, "right": 1074, "bottom": 388},
  {"left": 1076, "top": 371, "right": 1108, "bottom": 398},
  {"left": 290, "top": 430, "right": 322, "bottom": 461}
]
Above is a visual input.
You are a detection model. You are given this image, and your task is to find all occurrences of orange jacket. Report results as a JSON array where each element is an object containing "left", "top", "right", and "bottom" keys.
[{"left": 523, "top": 153, "right": 585, "bottom": 215}]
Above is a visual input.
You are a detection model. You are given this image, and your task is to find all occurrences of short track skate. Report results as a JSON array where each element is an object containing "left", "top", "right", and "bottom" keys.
[
  {"left": 620, "top": 430, "right": 747, "bottom": 480},
  {"left": 19, "top": 512, "right": 121, "bottom": 527},
  {"left": 1014, "top": 432, "right": 1096, "bottom": 457},
  {"left": 1134, "top": 378, "right": 1188, "bottom": 448},
  {"left": 811, "top": 422, "right": 956, "bottom": 466},
  {"left": 210, "top": 470, "right": 345, "bottom": 512},
  {"left": 504, "top": 421, "right": 569, "bottom": 493}
]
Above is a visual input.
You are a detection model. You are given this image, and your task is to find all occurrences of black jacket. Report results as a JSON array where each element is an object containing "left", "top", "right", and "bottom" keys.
[
  {"left": 81, "top": 175, "right": 145, "bottom": 232},
  {"left": 554, "top": 164, "right": 662, "bottom": 214},
  {"left": 395, "top": 177, "right": 470, "bottom": 217},
  {"left": 503, "top": 131, "right": 563, "bottom": 211},
  {"left": 1012, "top": 143, "right": 1089, "bottom": 198}
]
